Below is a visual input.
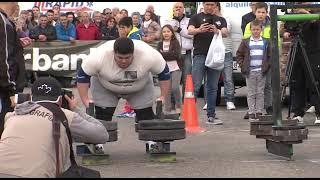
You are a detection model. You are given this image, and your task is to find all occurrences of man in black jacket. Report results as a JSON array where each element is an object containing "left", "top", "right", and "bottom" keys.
[
  {"left": 29, "top": 14, "right": 57, "bottom": 41},
  {"left": 0, "top": 2, "right": 32, "bottom": 137}
]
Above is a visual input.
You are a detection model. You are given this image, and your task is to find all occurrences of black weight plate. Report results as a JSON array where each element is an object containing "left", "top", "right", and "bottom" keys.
[
  {"left": 138, "top": 119, "right": 185, "bottom": 130},
  {"left": 107, "top": 130, "right": 118, "bottom": 142},
  {"left": 99, "top": 120, "right": 117, "bottom": 131},
  {"left": 138, "top": 129, "right": 186, "bottom": 141}
]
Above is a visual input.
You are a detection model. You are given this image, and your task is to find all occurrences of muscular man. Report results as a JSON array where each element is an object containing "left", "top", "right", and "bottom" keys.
[{"left": 77, "top": 37, "right": 170, "bottom": 151}]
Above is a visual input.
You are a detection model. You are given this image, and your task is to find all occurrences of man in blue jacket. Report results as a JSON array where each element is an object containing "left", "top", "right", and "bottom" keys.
[{"left": 55, "top": 13, "right": 76, "bottom": 41}]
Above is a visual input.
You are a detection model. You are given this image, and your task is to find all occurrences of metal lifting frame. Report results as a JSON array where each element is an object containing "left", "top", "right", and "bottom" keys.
[{"left": 269, "top": 3, "right": 320, "bottom": 126}]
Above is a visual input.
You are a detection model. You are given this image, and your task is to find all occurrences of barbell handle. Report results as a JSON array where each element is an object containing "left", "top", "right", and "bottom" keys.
[{"left": 156, "top": 100, "right": 164, "bottom": 120}]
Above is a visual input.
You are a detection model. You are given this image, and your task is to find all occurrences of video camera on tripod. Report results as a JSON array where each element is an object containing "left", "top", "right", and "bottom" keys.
[{"left": 280, "top": 3, "right": 320, "bottom": 117}]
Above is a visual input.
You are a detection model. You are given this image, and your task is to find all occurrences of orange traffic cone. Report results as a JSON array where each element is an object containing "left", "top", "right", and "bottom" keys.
[{"left": 182, "top": 74, "right": 205, "bottom": 133}]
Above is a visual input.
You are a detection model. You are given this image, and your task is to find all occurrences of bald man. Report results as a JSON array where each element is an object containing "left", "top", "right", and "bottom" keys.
[{"left": 166, "top": 2, "right": 193, "bottom": 100}]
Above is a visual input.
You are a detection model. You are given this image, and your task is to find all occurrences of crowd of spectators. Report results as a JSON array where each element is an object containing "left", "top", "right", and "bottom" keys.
[
  {"left": 9, "top": 3, "right": 162, "bottom": 43},
  {"left": 10, "top": 2, "right": 317, "bottom": 124}
]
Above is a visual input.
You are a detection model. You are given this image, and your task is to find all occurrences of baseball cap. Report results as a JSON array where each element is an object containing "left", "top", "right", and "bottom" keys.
[{"left": 31, "top": 76, "right": 63, "bottom": 102}]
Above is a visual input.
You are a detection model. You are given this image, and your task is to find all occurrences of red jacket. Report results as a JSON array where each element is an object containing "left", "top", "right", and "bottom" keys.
[{"left": 76, "top": 23, "right": 101, "bottom": 40}]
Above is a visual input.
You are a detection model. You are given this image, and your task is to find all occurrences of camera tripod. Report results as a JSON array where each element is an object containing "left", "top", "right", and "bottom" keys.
[{"left": 281, "top": 33, "right": 320, "bottom": 118}]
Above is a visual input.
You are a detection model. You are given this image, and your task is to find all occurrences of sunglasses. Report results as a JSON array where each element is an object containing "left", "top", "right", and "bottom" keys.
[{"left": 106, "top": 12, "right": 112, "bottom": 14}]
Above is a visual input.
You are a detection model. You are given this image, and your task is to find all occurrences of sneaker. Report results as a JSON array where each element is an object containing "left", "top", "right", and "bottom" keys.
[
  {"left": 248, "top": 113, "right": 256, "bottom": 122},
  {"left": 306, "top": 106, "right": 315, "bottom": 113},
  {"left": 206, "top": 117, "right": 222, "bottom": 125},
  {"left": 116, "top": 111, "right": 136, "bottom": 118},
  {"left": 315, "top": 116, "right": 320, "bottom": 124},
  {"left": 292, "top": 116, "right": 304, "bottom": 124},
  {"left": 87, "top": 144, "right": 105, "bottom": 154},
  {"left": 203, "top": 104, "right": 207, "bottom": 110},
  {"left": 206, "top": 117, "right": 215, "bottom": 124},
  {"left": 116, "top": 112, "right": 129, "bottom": 118},
  {"left": 213, "top": 119, "right": 223, "bottom": 125},
  {"left": 243, "top": 112, "right": 249, "bottom": 119},
  {"left": 126, "top": 111, "right": 136, "bottom": 118},
  {"left": 226, "top": 102, "right": 236, "bottom": 110}
]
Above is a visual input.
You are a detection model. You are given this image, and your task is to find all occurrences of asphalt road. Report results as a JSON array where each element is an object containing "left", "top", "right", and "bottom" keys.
[{"left": 24, "top": 86, "right": 320, "bottom": 177}]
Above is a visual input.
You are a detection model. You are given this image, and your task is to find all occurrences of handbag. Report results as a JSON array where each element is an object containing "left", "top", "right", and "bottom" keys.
[
  {"left": 205, "top": 30, "right": 225, "bottom": 70},
  {"left": 39, "top": 102, "right": 101, "bottom": 178}
]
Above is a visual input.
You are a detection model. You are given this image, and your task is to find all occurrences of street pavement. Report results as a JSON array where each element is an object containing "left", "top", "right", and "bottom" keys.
[{"left": 25, "top": 86, "right": 320, "bottom": 177}]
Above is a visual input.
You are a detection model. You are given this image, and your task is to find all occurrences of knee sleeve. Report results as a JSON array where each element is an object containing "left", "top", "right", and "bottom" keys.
[
  {"left": 95, "top": 106, "right": 116, "bottom": 121},
  {"left": 134, "top": 107, "right": 155, "bottom": 123}
]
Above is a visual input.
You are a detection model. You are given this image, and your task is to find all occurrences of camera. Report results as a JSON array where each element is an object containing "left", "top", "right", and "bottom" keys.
[
  {"left": 284, "top": 20, "right": 306, "bottom": 35},
  {"left": 61, "top": 89, "right": 73, "bottom": 110}
]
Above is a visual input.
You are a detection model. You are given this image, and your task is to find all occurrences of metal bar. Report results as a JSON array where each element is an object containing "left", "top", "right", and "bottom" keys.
[
  {"left": 277, "top": 4, "right": 320, "bottom": 10},
  {"left": 86, "top": 102, "right": 95, "bottom": 116},
  {"left": 277, "top": 14, "right": 320, "bottom": 21},
  {"left": 270, "top": 5, "right": 282, "bottom": 126}
]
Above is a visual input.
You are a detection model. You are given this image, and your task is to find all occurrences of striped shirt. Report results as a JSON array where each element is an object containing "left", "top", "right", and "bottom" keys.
[{"left": 249, "top": 36, "right": 264, "bottom": 72}]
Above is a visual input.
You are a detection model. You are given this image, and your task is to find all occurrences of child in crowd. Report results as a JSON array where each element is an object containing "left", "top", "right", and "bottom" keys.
[
  {"left": 157, "top": 24, "right": 182, "bottom": 113},
  {"left": 236, "top": 20, "right": 271, "bottom": 121},
  {"left": 116, "top": 17, "right": 142, "bottom": 118}
]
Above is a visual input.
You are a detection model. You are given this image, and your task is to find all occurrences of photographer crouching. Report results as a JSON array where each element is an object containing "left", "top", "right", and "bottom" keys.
[
  {"left": 283, "top": 2, "right": 320, "bottom": 124},
  {"left": 0, "top": 77, "right": 108, "bottom": 178}
]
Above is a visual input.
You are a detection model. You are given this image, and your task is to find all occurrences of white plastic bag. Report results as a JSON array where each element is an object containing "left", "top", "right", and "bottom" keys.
[{"left": 205, "top": 30, "right": 225, "bottom": 70}]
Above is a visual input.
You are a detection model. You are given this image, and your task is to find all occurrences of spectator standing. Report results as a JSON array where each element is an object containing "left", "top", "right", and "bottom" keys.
[
  {"left": 236, "top": 20, "right": 271, "bottom": 121},
  {"left": 241, "top": 2, "right": 257, "bottom": 35},
  {"left": 145, "top": 5, "right": 160, "bottom": 25},
  {"left": 19, "top": 10, "right": 28, "bottom": 20},
  {"left": 166, "top": 2, "right": 193, "bottom": 101},
  {"left": 76, "top": 11, "right": 100, "bottom": 40},
  {"left": 53, "top": 3, "right": 61, "bottom": 13},
  {"left": 243, "top": 2, "right": 273, "bottom": 116},
  {"left": 157, "top": 25, "right": 182, "bottom": 113},
  {"left": 46, "top": 10, "right": 55, "bottom": 26},
  {"left": 29, "top": 14, "right": 57, "bottom": 41},
  {"left": 101, "top": 17, "right": 119, "bottom": 40},
  {"left": 92, "top": 11, "right": 106, "bottom": 33},
  {"left": 118, "top": 17, "right": 142, "bottom": 40},
  {"left": 120, "top": 9, "right": 128, "bottom": 17},
  {"left": 187, "top": 2, "right": 228, "bottom": 124},
  {"left": 112, "top": 7, "right": 120, "bottom": 18},
  {"left": 214, "top": 2, "right": 236, "bottom": 110},
  {"left": 103, "top": 8, "right": 112, "bottom": 18},
  {"left": 131, "top": 11, "right": 142, "bottom": 29},
  {"left": 53, "top": 9, "right": 60, "bottom": 25},
  {"left": 101, "top": 13, "right": 107, "bottom": 25},
  {"left": 0, "top": 2, "right": 32, "bottom": 137},
  {"left": 141, "top": 11, "right": 161, "bottom": 43},
  {"left": 66, "top": 11, "right": 79, "bottom": 26},
  {"left": 116, "top": 17, "right": 142, "bottom": 118},
  {"left": 55, "top": 13, "right": 76, "bottom": 41},
  {"left": 26, "top": 10, "right": 37, "bottom": 30},
  {"left": 16, "top": 16, "right": 29, "bottom": 38},
  {"left": 32, "top": 6, "right": 40, "bottom": 24}
]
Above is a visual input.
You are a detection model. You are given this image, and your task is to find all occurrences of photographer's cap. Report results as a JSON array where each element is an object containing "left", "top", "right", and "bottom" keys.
[{"left": 31, "top": 76, "right": 63, "bottom": 102}]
